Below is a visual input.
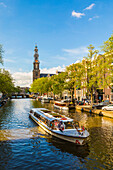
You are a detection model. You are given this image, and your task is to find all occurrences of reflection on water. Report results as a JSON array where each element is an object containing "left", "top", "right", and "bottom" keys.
[
  {"left": 0, "top": 127, "right": 39, "bottom": 141},
  {"left": 38, "top": 127, "right": 90, "bottom": 159},
  {"left": 0, "top": 99, "right": 113, "bottom": 169}
]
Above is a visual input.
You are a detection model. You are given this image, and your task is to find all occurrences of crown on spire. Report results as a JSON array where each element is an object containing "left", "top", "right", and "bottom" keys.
[{"left": 35, "top": 43, "right": 37, "bottom": 48}]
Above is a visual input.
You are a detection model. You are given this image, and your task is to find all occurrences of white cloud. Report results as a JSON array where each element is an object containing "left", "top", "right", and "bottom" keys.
[
  {"left": 84, "top": 3, "right": 95, "bottom": 10},
  {"left": 88, "top": 15, "right": 99, "bottom": 21},
  {"left": 19, "top": 68, "right": 23, "bottom": 71},
  {"left": 40, "top": 66, "right": 65, "bottom": 74},
  {"left": 12, "top": 66, "right": 65, "bottom": 87},
  {"left": 72, "top": 10, "right": 85, "bottom": 18},
  {"left": 0, "top": 2, "right": 7, "bottom": 8},
  {"left": 63, "top": 46, "right": 88, "bottom": 56},
  {"left": 75, "top": 60, "right": 81, "bottom": 63},
  {"left": 4, "top": 58, "right": 15, "bottom": 63},
  {"left": 89, "top": 18, "right": 93, "bottom": 21},
  {"left": 12, "top": 71, "right": 32, "bottom": 87}
]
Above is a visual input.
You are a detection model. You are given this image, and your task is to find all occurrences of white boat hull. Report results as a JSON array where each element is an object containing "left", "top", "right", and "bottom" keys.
[
  {"left": 54, "top": 104, "right": 68, "bottom": 110},
  {"left": 41, "top": 99, "right": 50, "bottom": 103},
  {"left": 29, "top": 113, "right": 87, "bottom": 145}
]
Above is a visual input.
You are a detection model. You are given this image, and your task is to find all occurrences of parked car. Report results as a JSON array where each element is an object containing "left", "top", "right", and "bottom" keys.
[
  {"left": 92, "top": 100, "right": 110, "bottom": 109},
  {"left": 102, "top": 104, "right": 113, "bottom": 111}
]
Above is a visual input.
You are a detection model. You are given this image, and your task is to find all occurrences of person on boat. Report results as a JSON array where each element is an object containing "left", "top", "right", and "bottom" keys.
[
  {"left": 51, "top": 120, "right": 54, "bottom": 129},
  {"left": 54, "top": 120, "right": 59, "bottom": 129},
  {"left": 58, "top": 121, "right": 65, "bottom": 132}
]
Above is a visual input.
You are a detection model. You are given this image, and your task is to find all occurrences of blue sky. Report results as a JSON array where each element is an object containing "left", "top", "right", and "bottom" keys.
[{"left": 0, "top": 0, "right": 113, "bottom": 86}]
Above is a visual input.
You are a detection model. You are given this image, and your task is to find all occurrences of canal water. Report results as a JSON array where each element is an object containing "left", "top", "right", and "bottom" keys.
[{"left": 0, "top": 99, "right": 113, "bottom": 170}]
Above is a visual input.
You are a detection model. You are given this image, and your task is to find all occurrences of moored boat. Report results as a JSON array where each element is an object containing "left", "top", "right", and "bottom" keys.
[
  {"left": 29, "top": 108, "right": 89, "bottom": 145},
  {"left": 41, "top": 97, "right": 50, "bottom": 103},
  {"left": 54, "top": 100, "right": 75, "bottom": 110}
]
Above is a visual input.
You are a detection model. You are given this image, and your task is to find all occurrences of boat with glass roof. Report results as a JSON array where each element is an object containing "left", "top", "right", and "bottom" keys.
[{"left": 29, "top": 108, "right": 89, "bottom": 145}]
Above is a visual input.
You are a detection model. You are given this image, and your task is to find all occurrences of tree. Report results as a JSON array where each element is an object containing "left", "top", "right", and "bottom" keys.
[
  {"left": 15, "top": 86, "right": 22, "bottom": 93},
  {"left": 82, "top": 45, "right": 99, "bottom": 106},
  {"left": 0, "top": 45, "right": 17, "bottom": 96},
  {"left": 0, "top": 69, "right": 15, "bottom": 95},
  {"left": 30, "top": 77, "right": 52, "bottom": 96},
  {"left": 51, "top": 72, "right": 67, "bottom": 99},
  {"left": 100, "top": 33, "right": 113, "bottom": 52},
  {"left": 99, "top": 34, "right": 113, "bottom": 90},
  {"left": 66, "top": 62, "right": 83, "bottom": 102}
]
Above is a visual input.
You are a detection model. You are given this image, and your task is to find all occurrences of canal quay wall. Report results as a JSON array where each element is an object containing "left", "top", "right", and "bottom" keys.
[{"left": 76, "top": 105, "right": 113, "bottom": 119}]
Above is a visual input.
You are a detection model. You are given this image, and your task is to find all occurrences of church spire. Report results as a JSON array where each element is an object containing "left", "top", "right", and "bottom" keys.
[{"left": 33, "top": 44, "right": 40, "bottom": 81}]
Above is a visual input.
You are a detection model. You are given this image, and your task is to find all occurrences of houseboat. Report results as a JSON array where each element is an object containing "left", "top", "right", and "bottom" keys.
[
  {"left": 29, "top": 108, "right": 89, "bottom": 145},
  {"left": 54, "top": 100, "right": 75, "bottom": 110}
]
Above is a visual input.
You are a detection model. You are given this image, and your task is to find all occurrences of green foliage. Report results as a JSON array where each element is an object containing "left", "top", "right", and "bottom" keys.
[
  {"left": 83, "top": 45, "right": 99, "bottom": 105},
  {"left": 30, "top": 34, "right": 113, "bottom": 102},
  {"left": 15, "top": 86, "right": 22, "bottom": 93},
  {"left": 66, "top": 62, "right": 84, "bottom": 90},
  {"left": 0, "top": 69, "right": 15, "bottom": 94},
  {"left": 51, "top": 72, "right": 67, "bottom": 97},
  {"left": 66, "top": 45, "right": 99, "bottom": 105},
  {"left": 97, "top": 53, "right": 113, "bottom": 89},
  {"left": 99, "top": 33, "right": 113, "bottom": 89},
  {"left": 30, "top": 72, "right": 67, "bottom": 98},
  {"left": 30, "top": 77, "right": 52, "bottom": 95},
  {"left": 25, "top": 87, "right": 30, "bottom": 94},
  {"left": 100, "top": 33, "right": 113, "bottom": 52},
  {"left": 65, "top": 62, "right": 84, "bottom": 102}
]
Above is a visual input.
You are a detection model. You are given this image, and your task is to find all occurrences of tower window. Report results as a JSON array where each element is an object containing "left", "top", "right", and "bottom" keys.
[{"left": 36, "top": 73, "right": 38, "bottom": 76}]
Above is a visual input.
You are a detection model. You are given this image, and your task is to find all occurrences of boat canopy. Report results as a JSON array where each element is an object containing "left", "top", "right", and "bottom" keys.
[
  {"left": 32, "top": 108, "right": 55, "bottom": 121},
  {"left": 31, "top": 108, "right": 73, "bottom": 122}
]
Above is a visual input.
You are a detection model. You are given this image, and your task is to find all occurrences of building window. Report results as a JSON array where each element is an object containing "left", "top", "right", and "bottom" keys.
[{"left": 36, "top": 73, "right": 38, "bottom": 76}]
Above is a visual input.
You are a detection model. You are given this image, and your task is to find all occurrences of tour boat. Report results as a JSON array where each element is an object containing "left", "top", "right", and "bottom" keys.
[
  {"left": 54, "top": 100, "right": 75, "bottom": 110},
  {"left": 29, "top": 108, "right": 89, "bottom": 145}
]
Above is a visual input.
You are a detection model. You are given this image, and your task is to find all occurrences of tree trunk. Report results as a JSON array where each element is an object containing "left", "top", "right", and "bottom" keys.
[
  {"left": 91, "top": 92, "right": 93, "bottom": 108},
  {"left": 71, "top": 88, "right": 74, "bottom": 104}
]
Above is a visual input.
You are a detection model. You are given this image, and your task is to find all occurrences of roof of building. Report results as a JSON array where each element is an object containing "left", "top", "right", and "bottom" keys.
[{"left": 40, "top": 73, "right": 55, "bottom": 78}]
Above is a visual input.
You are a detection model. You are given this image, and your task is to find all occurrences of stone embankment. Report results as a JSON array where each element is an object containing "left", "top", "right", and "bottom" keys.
[{"left": 76, "top": 105, "right": 113, "bottom": 119}]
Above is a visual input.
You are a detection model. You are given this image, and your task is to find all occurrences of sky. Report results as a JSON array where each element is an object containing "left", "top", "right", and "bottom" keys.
[{"left": 0, "top": 0, "right": 113, "bottom": 87}]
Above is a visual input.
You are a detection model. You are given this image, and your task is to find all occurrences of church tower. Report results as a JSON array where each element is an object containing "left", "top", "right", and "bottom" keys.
[{"left": 33, "top": 45, "right": 40, "bottom": 81}]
